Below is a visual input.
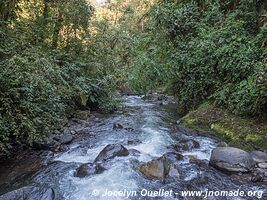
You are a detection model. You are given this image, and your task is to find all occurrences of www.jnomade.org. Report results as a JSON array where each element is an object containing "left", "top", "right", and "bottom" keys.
[{"left": 92, "top": 188, "right": 264, "bottom": 199}]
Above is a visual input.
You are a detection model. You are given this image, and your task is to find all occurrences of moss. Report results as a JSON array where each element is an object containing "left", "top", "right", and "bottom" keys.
[{"left": 182, "top": 102, "right": 267, "bottom": 151}]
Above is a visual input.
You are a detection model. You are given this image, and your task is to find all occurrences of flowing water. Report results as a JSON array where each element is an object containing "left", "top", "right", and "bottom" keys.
[{"left": 1, "top": 96, "right": 266, "bottom": 200}]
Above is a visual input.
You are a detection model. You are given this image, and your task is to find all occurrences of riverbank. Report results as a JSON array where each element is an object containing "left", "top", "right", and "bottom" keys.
[{"left": 181, "top": 102, "right": 267, "bottom": 151}]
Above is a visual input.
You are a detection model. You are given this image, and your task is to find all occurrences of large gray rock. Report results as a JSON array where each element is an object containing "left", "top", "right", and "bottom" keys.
[
  {"left": 250, "top": 151, "right": 267, "bottom": 163},
  {"left": 94, "top": 144, "right": 129, "bottom": 162},
  {"left": 0, "top": 186, "right": 55, "bottom": 200},
  {"left": 209, "top": 147, "right": 255, "bottom": 172},
  {"left": 139, "top": 156, "right": 170, "bottom": 181},
  {"left": 74, "top": 163, "right": 105, "bottom": 178}
]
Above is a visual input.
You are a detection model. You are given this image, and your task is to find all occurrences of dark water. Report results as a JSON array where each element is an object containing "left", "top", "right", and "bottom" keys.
[{"left": 1, "top": 96, "right": 266, "bottom": 199}]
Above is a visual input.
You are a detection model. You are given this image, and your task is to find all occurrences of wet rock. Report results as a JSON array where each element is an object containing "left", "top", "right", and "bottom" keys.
[
  {"left": 139, "top": 156, "right": 170, "bottom": 181},
  {"left": 128, "top": 149, "right": 141, "bottom": 156},
  {"left": 250, "top": 151, "right": 267, "bottom": 163},
  {"left": 129, "top": 158, "right": 141, "bottom": 169},
  {"left": 125, "top": 127, "right": 134, "bottom": 132},
  {"left": 163, "top": 152, "right": 184, "bottom": 163},
  {"left": 75, "top": 127, "right": 92, "bottom": 135},
  {"left": 251, "top": 170, "right": 265, "bottom": 182},
  {"left": 188, "top": 155, "right": 201, "bottom": 164},
  {"left": 210, "top": 147, "right": 255, "bottom": 173},
  {"left": 188, "top": 155, "right": 208, "bottom": 167},
  {"left": 53, "top": 129, "right": 73, "bottom": 145},
  {"left": 127, "top": 139, "right": 142, "bottom": 145},
  {"left": 70, "top": 130, "right": 76, "bottom": 135},
  {"left": 258, "top": 163, "right": 267, "bottom": 169},
  {"left": 168, "top": 164, "right": 180, "bottom": 180},
  {"left": 171, "top": 139, "right": 200, "bottom": 151},
  {"left": 43, "top": 151, "right": 54, "bottom": 165},
  {"left": 113, "top": 123, "right": 124, "bottom": 130},
  {"left": 74, "top": 163, "right": 105, "bottom": 178},
  {"left": 71, "top": 118, "right": 91, "bottom": 126},
  {"left": 0, "top": 186, "right": 55, "bottom": 200},
  {"left": 94, "top": 144, "right": 129, "bottom": 162}
]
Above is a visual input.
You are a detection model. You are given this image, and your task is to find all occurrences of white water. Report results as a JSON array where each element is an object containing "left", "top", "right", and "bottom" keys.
[{"left": 49, "top": 96, "right": 220, "bottom": 200}]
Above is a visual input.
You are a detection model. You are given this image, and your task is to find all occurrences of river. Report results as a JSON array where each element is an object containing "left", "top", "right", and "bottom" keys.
[{"left": 0, "top": 96, "right": 266, "bottom": 200}]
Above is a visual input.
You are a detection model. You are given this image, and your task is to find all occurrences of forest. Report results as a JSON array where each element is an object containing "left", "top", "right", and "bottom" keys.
[
  {"left": 0, "top": 0, "right": 266, "bottom": 156},
  {"left": 0, "top": 0, "right": 267, "bottom": 199}
]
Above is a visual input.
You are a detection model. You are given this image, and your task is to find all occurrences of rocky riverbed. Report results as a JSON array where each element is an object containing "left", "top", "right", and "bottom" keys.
[{"left": 0, "top": 96, "right": 266, "bottom": 200}]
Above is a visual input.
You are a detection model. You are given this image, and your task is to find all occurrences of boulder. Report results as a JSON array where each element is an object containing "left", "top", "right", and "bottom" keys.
[
  {"left": 53, "top": 129, "right": 73, "bottom": 145},
  {"left": 0, "top": 186, "right": 55, "bottom": 200},
  {"left": 209, "top": 147, "right": 255, "bottom": 173},
  {"left": 94, "top": 144, "right": 129, "bottom": 162},
  {"left": 139, "top": 156, "right": 170, "bottom": 181},
  {"left": 74, "top": 163, "right": 105, "bottom": 178},
  {"left": 250, "top": 151, "right": 267, "bottom": 163}
]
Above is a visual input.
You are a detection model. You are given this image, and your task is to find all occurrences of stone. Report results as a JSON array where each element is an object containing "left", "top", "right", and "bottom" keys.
[
  {"left": 113, "top": 123, "right": 124, "bottom": 130},
  {"left": 0, "top": 186, "right": 55, "bottom": 200},
  {"left": 168, "top": 164, "right": 180, "bottom": 180},
  {"left": 171, "top": 139, "right": 200, "bottom": 151},
  {"left": 258, "top": 163, "right": 267, "bottom": 169},
  {"left": 94, "top": 144, "right": 129, "bottom": 162},
  {"left": 128, "top": 149, "right": 141, "bottom": 156},
  {"left": 163, "top": 152, "right": 184, "bottom": 163},
  {"left": 251, "top": 171, "right": 264, "bottom": 183},
  {"left": 139, "top": 156, "right": 170, "bottom": 181},
  {"left": 209, "top": 147, "right": 255, "bottom": 173},
  {"left": 53, "top": 130, "right": 73, "bottom": 144},
  {"left": 127, "top": 139, "right": 142, "bottom": 145},
  {"left": 125, "top": 127, "right": 134, "bottom": 132},
  {"left": 250, "top": 151, "right": 267, "bottom": 163},
  {"left": 74, "top": 163, "right": 105, "bottom": 178}
]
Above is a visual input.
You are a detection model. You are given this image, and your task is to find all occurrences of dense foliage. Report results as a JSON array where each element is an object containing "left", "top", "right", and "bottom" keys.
[
  {"left": 0, "top": 0, "right": 119, "bottom": 157},
  {"left": 129, "top": 0, "right": 267, "bottom": 115}
]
